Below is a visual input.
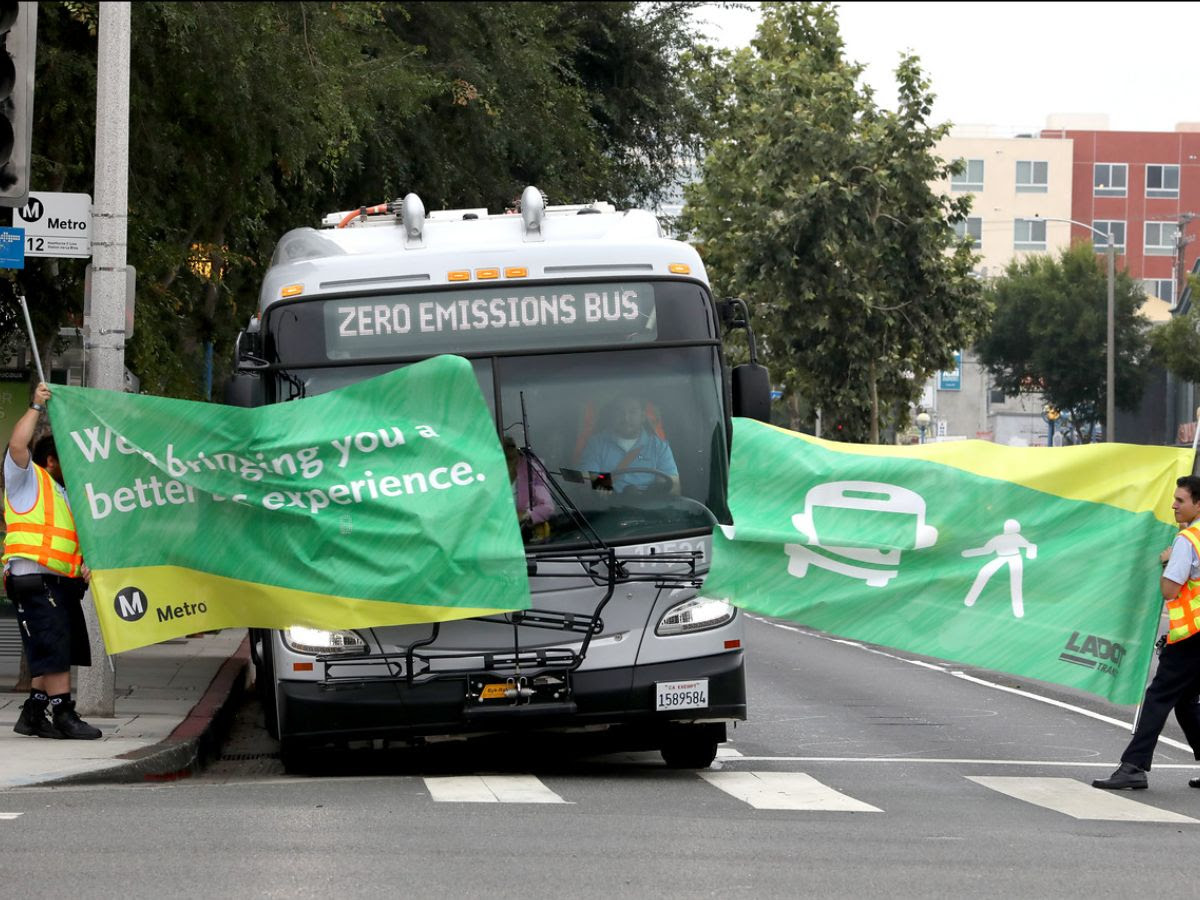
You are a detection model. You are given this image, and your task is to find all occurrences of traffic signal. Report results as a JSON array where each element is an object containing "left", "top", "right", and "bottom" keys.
[{"left": 0, "top": 1, "right": 35, "bottom": 208}]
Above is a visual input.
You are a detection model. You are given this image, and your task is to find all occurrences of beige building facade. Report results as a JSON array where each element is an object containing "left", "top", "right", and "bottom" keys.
[{"left": 935, "top": 130, "right": 1076, "bottom": 278}]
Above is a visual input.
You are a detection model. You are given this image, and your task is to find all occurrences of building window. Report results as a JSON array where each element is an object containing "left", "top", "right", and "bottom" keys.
[
  {"left": 954, "top": 217, "right": 982, "bottom": 248},
  {"left": 1144, "top": 221, "right": 1179, "bottom": 256},
  {"left": 990, "top": 389, "right": 1006, "bottom": 405},
  {"left": 1146, "top": 164, "right": 1180, "bottom": 199},
  {"left": 951, "top": 158, "right": 984, "bottom": 192},
  {"left": 1013, "top": 218, "right": 1046, "bottom": 251},
  {"left": 1091, "top": 220, "right": 1126, "bottom": 252},
  {"left": 1094, "top": 163, "right": 1127, "bottom": 197},
  {"left": 1142, "top": 278, "right": 1176, "bottom": 305},
  {"left": 1015, "top": 160, "right": 1048, "bottom": 193}
]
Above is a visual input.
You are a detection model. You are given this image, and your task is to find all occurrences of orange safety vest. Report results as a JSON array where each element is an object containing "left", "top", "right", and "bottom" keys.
[
  {"left": 3, "top": 463, "right": 82, "bottom": 578},
  {"left": 1167, "top": 526, "right": 1200, "bottom": 644}
]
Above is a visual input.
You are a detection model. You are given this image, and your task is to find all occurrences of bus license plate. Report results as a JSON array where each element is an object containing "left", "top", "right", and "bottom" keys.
[{"left": 655, "top": 679, "right": 708, "bottom": 711}]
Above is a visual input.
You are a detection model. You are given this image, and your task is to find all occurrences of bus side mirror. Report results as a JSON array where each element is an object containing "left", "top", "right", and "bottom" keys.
[
  {"left": 732, "top": 363, "right": 771, "bottom": 422},
  {"left": 225, "top": 373, "right": 263, "bottom": 408}
]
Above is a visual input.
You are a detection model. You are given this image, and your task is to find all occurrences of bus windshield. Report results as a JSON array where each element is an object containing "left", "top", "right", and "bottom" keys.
[
  {"left": 262, "top": 280, "right": 730, "bottom": 546},
  {"left": 496, "top": 346, "right": 730, "bottom": 546}
]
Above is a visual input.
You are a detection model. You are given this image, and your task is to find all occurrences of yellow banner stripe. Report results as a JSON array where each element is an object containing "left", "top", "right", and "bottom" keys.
[
  {"left": 91, "top": 565, "right": 512, "bottom": 655},
  {"left": 747, "top": 421, "right": 1192, "bottom": 526}
]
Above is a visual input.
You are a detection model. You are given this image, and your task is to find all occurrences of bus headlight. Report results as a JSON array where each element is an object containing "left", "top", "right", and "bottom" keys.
[
  {"left": 283, "top": 626, "right": 368, "bottom": 655},
  {"left": 655, "top": 597, "right": 735, "bottom": 636}
]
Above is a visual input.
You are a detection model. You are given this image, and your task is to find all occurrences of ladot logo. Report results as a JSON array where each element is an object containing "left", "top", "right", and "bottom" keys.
[
  {"left": 1059, "top": 631, "right": 1126, "bottom": 676},
  {"left": 114, "top": 586, "right": 149, "bottom": 622}
]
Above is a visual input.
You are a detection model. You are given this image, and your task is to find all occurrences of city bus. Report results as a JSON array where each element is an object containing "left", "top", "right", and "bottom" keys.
[{"left": 227, "top": 187, "right": 770, "bottom": 771}]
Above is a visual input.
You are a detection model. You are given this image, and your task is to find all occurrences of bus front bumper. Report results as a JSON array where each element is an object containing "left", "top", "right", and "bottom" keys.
[{"left": 276, "top": 650, "right": 745, "bottom": 748}]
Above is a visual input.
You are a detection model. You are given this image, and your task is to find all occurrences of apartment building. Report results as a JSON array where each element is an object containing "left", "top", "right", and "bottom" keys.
[
  {"left": 1039, "top": 117, "right": 1200, "bottom": 323},
  {"left": 935, "top": 130, "right": 1076, "bottom": 278},
  {"left": 925, "top": 130, "right": 1075, "bottom": 443}
]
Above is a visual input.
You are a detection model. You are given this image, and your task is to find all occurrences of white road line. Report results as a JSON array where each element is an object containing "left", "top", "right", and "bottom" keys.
[
  {"left": 424, "top": 775, "right": 567, "bottom": 804},
  {"left": 701, "top": 771, "right": 882, "bottom": 811},
  {"left": 716, "top": 746, "right": 743, "bottom": 759},
  {"left": 720, "top": 756, "right": 1199, "bottom": 768},
  {"left": 0, "top": 813, "right": 21, "bottom": 820},
  {"left": 748, "top": 615, "right": 1194, "bottom": 754},
  {"left": 967, "top": 776, "right": 1198, "bottom": 823}
]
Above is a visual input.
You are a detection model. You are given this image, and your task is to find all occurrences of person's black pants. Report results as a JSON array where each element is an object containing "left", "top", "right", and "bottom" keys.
[
  {"left": 1122, "top": 634, "right": 1200, "bottom": 770},
  {"left": 4, "top": 572, "right": 90, "bottom": 677}
]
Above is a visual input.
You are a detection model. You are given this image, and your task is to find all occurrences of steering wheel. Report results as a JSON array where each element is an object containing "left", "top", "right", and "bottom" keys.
[{"left": 612, "top": 467, "right": 676, "bottom": 496}]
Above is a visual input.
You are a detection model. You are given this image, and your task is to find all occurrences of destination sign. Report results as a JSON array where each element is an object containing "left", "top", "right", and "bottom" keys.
[{"left": 323, "top": 282, "right": 657, "bottom": 359}]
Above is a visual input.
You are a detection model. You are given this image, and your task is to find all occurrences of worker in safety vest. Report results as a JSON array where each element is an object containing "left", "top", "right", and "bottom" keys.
[
  {"left": 4, "top": 382, "right": 101, "bottom": 740},
  {"left": 1093, "top": 474, "right": 1200, "bottom": 790}
]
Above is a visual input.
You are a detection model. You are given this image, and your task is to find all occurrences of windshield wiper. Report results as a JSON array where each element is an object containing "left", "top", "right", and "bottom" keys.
[{"left": 515, "top": 391, "right": 607, "bottom": 556}]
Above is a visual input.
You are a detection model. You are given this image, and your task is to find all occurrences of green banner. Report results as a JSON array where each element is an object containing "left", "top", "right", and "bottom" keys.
[
  {"left": 48, "top": 355, "right": 528, "bottom": 653},
  {"left": 706, "top": 419, "right": 1193, "bottom": 705}
]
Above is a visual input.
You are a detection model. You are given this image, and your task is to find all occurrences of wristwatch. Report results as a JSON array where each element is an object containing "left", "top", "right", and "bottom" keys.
[{"left": 29, "top": 402, "right": 45, "bottom": 413}]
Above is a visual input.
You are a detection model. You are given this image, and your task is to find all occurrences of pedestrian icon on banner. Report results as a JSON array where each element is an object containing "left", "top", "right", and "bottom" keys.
[
  {"left": 784, "top": 480, "right": 939, "bottom": 587},
  {"left": 960, "top": 519, "right": 1037, "bottom": 618}
]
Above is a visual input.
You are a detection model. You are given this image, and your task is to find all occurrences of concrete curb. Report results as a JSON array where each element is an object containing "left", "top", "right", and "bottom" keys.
[{"left": 38, "top": 637, "right": 251, "bottom": 787}]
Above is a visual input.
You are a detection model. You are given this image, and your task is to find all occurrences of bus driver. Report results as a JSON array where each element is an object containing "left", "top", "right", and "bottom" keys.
[{"left": 579, "top": 396, "right": 679, "bottom": 495}]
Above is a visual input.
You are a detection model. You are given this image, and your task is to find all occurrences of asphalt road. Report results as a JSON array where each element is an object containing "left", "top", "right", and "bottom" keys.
[{"left": 3, "top": 614, "right": 1199, "bottom": 899}]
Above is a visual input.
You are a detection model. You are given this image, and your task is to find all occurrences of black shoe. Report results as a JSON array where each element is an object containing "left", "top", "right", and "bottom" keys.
[
  {"left": 51, "top": 701, "right": 102, "bottom": 740},
  {"left": 13, "top": 700, "right": 59, "bottom": 739},
  {"left": 1093, "top": 762, "right": 1148, "bottom": 790},
  {"left": 1189, "top": 777, "right": 1200, "bottom": 788}
]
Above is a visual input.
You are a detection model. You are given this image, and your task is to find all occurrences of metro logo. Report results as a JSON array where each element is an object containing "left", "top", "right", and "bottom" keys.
[{"left": 114, "top": 586, "right": 147, "bottom": 622}]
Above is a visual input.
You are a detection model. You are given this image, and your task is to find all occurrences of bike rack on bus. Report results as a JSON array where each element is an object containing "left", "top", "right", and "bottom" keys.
[{"left": 319, "top": 546, "right": 703, "bottom": 703}]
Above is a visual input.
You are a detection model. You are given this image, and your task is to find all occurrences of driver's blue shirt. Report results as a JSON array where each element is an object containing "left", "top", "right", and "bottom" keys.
[{"left": 579, "top": 428, "right": 677, "bottom": 492}]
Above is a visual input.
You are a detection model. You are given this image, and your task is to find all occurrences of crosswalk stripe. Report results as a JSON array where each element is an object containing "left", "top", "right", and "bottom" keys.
[
  {"left": 700, "top": 771, "right": 882, "bottom": 811},
  {"left": 967, "top": 776, "right": 1199, "bottom": 823},
  {"left": 0, "top": 813, "right": 21, "bottom": 820},
  {"left": 424, "top": 775, "right": 567, "bottom": 804}
]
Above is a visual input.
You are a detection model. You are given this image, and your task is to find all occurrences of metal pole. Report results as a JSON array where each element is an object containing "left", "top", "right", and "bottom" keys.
[
  {"left": 17, "top": 295, "right": 45, "bottom": 384},
  {"left": 1106, "top": 233, "right": 1116, "bottom": 443},
  {"left": 77, "top": 1, "right": 131, "bottom": 718}
]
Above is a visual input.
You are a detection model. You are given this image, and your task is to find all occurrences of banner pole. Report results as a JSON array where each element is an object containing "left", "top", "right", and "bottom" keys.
[
  {"left": 1129, "top": 633, "right": 1157, "bottom": 735},
  {"left": 17, "top": 295, "right": 46, "bottom": 385}
]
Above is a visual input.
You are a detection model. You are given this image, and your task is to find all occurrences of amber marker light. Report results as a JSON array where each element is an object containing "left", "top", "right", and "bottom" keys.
[
  {"left": 476, "top": 268, "right": 500, "bottom": 280},
  {"left": 293, "top": 662, "right": 314, "bottom": 672},
  {"left": 280, "top": 284, "right": 304, "bottom": 298},
  {"left": 504, "top": 267, "right": 528, "bottom": 278},
  {"left": 447, "top": 270, "right": 471, "bottom": 282},
  {"left": 668, "top": 263, "right": 691, "bottom": 275}
]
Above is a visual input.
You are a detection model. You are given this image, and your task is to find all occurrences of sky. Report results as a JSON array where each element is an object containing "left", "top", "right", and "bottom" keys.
[{"left": 694, "top": 2, "right": 1199, "bottom": 135}]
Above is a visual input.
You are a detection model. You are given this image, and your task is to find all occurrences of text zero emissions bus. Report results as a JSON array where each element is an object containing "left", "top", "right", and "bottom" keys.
[{"left": 227, "top": 186, "right": 770, "bottom": 771}]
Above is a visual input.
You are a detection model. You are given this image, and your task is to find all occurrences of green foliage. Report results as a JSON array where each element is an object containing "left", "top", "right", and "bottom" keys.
[
  {"left": 1150, "top": 274, "right": 1200, "bottom": 384},
  {"left": 8, "top": 1, "right": 714, "bottom": 398},
  {"left": 680, "top": 2, "right": 987, "bottom": 442},
  {"left": 976, "top": 242, "right": 1152, "bottom": 443}
]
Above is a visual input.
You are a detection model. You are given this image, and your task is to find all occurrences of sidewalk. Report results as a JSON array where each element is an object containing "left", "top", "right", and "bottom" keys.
[{"left": 0, "top": 629, "right": 250, "bottom": 788}]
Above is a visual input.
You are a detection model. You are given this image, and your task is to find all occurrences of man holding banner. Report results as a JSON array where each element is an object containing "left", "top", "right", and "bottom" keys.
[
  {"left": 3, "top": 382, "right": 102, "bottom": 741},
  {"left": 1093, "top": 475, "right": 1200, "bottom": 791}
]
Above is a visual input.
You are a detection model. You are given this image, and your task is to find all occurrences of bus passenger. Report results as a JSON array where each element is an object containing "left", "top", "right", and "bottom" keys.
[
  {"left": 503, "top": 437, "right": 554, "bottom": 537},
  {"left": 579, "top": 396, "right": 679, "bottom": 495}
]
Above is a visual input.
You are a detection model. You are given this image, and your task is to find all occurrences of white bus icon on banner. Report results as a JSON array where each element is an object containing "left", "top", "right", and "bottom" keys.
[{"left": 784, "top": 481, "right": 938, "bottom": 587}]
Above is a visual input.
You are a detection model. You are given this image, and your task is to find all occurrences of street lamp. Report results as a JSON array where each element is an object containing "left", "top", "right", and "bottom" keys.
[
  {"left": 916, "top": 410, "right": 931, "bottom": 444},
  {"left": 1031, "top": 215, "right": 1115, "bottom": 442}
]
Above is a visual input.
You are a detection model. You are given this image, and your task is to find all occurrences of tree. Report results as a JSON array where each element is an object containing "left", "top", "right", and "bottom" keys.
[
  {"left": 976, "top": 242, "right": 1152, "bottom": 443},
  {"left": 680, "top": 2, "right": 986, "bottom": 443},
  {"left": 1150, "top": 274, "right": 1200, "bottom": 384},
  {"left": 3, "top": 2, "right": 716, "bottom": 400}
]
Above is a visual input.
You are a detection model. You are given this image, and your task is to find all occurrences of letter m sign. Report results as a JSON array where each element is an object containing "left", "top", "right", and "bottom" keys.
[{"left": 114, "top": 586, "right": 148, "bottom": 622}]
